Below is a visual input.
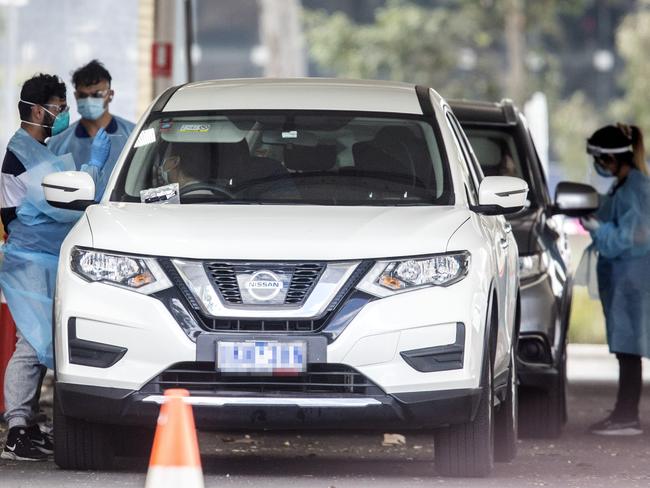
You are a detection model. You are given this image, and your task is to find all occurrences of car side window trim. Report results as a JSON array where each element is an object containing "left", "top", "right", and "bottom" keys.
[
  {"left": 444, "top": 109, "right": 480, "bottom": 204},
  {"left": 447, "top": 111, "right": 484, "bottom": 187}
]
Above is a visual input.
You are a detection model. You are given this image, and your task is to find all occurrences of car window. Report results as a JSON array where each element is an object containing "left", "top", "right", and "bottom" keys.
[
  {"left": 113, "top": 112, "right": 453, "bottom": 206},
  {"left": 462, "top": 126, "right": 538, "bottom": 207},
  {"left": 447, "top": 114, "right": 485, "bottom": 183},
  {"left": 444, "top": 112, "right": 479, "bottom": 204},
  {"left": 464, "top": 129, "right": 524, "bottom": 179}
]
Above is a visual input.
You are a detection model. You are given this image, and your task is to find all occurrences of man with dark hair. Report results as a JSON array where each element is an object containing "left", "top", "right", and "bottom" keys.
[
  {"left": 0, "top": 74, "right": 110, "bottom": 461},
  {"left": 48, "top": 59, "right": 135, "bottom": 200}
]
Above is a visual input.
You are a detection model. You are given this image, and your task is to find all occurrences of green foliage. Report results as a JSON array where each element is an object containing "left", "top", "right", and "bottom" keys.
[
  {"left": 612, "top": 7, "right": 650, "bottom": 136},
  {"left": 550, "top": 91, "right": 602, "bottom": 179},
  {"left": 304, "top": 1, "right": 502, "bottom": 99}
]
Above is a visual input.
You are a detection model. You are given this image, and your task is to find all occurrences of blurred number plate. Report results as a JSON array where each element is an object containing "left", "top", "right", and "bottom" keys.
[{"left": 217, "top": 340, "right": 306, "bottom": 374}]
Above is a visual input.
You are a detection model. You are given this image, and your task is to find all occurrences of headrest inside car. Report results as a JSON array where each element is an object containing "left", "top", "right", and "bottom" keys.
[
  {"left": 284, "top": 144, "right": 337, "bottom": 172},
  {"left": 467, "top": 137, "right": 503, "bottom": 167}
]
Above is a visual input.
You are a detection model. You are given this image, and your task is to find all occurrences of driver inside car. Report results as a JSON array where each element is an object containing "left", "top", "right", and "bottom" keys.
[{"left": 158, "top": 148, "right": 213, "bottom": 196}]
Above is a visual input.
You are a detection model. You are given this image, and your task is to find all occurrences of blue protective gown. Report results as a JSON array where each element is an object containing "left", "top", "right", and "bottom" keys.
[
  {"left": 47, "top": 115, "right": 134, "bottom": 200},
  {"left": 0, "top": 129, "right": 81, "bottom": 367},
  {"left": 592, "top": 168, "right": 650, "bottom": 357}
]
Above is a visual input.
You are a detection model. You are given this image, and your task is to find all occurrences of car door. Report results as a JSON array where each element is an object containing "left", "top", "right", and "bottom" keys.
[{"left": 445, "top": 110, "right": 514, "bottom": 370}]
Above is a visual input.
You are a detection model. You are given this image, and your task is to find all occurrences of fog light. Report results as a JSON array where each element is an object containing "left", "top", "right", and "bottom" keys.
[{"left": 517, "top": 336, "right": 552, "bottom": 364}]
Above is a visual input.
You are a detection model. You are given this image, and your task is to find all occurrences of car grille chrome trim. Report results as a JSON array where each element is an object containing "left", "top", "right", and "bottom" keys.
[
  {"left": 171, "top": 259, "right": 361, "bottom": 319},
  {"left": 204, "top": 262, "right": 325, "bottom": 306},
  {"left": 141, "top": 395, "right": 381, "bottom": 408}
]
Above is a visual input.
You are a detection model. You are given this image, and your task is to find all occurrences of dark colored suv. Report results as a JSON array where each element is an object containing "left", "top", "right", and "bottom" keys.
[{"left": 450, "top": 99, "right": 598, "bottom": 438}]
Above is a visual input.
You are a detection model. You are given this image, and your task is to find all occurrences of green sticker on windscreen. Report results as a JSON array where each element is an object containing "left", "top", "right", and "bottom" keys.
[{"left": 179, "top": 123, "right": 210, "bottom": 133}]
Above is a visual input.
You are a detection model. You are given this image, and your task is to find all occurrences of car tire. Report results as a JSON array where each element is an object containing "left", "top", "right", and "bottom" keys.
[
  {"left": 494, "top": 345, "right": 518, "bottom": 462},
  {"left": 518, "top": 368, "right": 564, "bottom": 439},
  {"left": 116, "top": 426, "right": 155, "bottom": 458},
  {"left": 53, "top": 391, "right": 116, "bottom": 470},
  {"left": 435, "top": 346, "right": 494, "bottom": 477}
]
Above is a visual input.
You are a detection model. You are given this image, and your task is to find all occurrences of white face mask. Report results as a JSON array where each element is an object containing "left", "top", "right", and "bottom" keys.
[{"left": 77, "top": 97, "right": 106, "bottom": 121}]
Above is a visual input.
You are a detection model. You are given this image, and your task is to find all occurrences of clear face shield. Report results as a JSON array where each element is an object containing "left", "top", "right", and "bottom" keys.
[{"left": 586, "top": 142, "right": 632, "bottom": 182}]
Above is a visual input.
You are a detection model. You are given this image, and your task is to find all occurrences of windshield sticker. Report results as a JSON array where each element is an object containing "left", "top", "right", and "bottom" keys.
[
  {"left": 282, "top": 130, "right": 298, "bottom": 139},
  {"left": 140, "top": 183, "right": 180, "bottom": 204},
  {"left": 159, "top": 119, "right": 173, "bottom": 132},
  {"left": 134, "top": 128, "right": 156, "bottom": 148},
  {"left": 179, "top": 123, "right": 210, "bottom": 133}
]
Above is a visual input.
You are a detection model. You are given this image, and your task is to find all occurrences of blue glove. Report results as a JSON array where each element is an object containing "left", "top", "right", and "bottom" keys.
[
  {"left": 580, "top": 216, "right": 601, "bottom": 232},
  {"left": 88, "top": 127, "right": 111, "bottom": 169}
]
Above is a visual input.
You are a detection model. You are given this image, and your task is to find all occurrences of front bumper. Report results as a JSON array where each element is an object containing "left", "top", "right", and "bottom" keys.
[
  {"left": 55, "top": 381, "right": 482, "bottom": 430},
  {"left": 517, "top": 272, "right": 564, "bottom": 391},
  {"left": 56, "top": 268, "right": 488, "bottom": 396}
]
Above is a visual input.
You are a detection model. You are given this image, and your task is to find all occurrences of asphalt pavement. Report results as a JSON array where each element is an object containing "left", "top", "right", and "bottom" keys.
[{"left": 1, "top": 344, "right": 649, "bottom": 488}]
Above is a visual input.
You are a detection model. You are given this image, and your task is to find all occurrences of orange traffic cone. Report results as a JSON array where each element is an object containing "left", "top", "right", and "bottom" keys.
[{"left": 145, "top": 389, "right": 204, "bottom": 488}]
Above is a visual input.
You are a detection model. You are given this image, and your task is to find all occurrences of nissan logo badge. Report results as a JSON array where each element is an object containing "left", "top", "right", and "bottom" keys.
[{"left": 245, "top": 270, "right": 284, "bottom": 301}]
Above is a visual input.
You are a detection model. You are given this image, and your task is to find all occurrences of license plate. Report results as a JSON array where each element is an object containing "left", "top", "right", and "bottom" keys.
[{"left": 217, "top": 340, "right": 306, "bottom": 375}]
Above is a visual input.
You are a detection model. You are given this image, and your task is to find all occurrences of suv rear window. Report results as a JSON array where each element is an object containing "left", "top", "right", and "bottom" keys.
[{"left": 112, "top": 111, "right": 452, "bottom": 206}]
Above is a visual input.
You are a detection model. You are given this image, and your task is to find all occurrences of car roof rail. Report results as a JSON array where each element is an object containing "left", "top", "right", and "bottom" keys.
[{"left": 500, "top": 98, "right": 519, "bottom": 126}]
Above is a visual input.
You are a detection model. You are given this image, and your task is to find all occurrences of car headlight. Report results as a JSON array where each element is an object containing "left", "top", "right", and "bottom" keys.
[
  {"left": 519, "top": 252, "right": 549, "bottom": 280},
  {"left": 356, "top": 252, "right": 471, "bottom": 298},
  {"left": 71, "top": 248, "right": 172, "bottom": 295}
]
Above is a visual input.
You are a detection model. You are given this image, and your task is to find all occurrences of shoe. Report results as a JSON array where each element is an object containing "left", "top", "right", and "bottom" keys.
[
  {"left": 1, "top": 427, "right": 48, "bottom": 461},
  {"left": 589, "top": 416, "right": 643, "bottom": 436},
  {"left": 26, "top": 424, "right": 53, "bottom": 455}
]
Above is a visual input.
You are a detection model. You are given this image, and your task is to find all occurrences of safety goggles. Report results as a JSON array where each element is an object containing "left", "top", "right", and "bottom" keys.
[
  {"left": 20, "top": 99, "right": 69, "bottom": 114},
  {"left": 75, "top": 89, "right": 110, "bottom": 100},
  {"left": 42, "top": 103, "right": 69, "bottom": 114}
]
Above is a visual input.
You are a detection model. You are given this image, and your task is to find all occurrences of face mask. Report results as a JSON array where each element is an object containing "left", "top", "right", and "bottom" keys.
[
  {"left": 159, "top": 156, "right": 179, "bottom": 185},
  {"left": 47, "top": 109, "right": 70, "bottom": 136},
  {"left": 77, "top": 97, "right": 106, "bottom": 121},
  {"left": 594, "top": 161, "right": 614, "bottom": 178},
  {"left": 159, "top": 165, "right": 170, "bottom": 184}
]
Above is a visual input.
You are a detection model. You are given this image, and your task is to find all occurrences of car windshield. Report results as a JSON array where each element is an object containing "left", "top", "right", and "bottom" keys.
[{"left": 112, "top": 111, "right": 453, "bottom": 206}]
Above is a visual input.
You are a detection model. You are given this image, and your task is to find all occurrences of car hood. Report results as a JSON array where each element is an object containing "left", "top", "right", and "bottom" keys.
[{"left": 85, "top": 203, "right": 470, "bottom": 261}]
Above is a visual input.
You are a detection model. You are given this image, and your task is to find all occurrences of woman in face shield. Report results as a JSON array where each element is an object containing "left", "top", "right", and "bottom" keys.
[{"left": 581, "top": 123, "right": 650, "bottom": 436}]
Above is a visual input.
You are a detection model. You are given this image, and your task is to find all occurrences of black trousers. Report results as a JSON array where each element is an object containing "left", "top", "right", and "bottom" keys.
[{"left": 613, "top": 353, "right": 642, "bottom": 421}]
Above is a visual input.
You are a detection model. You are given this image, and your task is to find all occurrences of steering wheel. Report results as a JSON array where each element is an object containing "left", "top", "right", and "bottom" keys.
[{"left": 179, "top": 182, "right": 237, "bottom": 199}]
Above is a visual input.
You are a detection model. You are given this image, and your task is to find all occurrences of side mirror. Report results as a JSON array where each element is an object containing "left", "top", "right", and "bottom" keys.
[
  {"left": 472, "top": 176, "right": 529, "bottom": 215},
  {"left": 552, "top": 181, "right": 599, "bottom": 217},
  {"left": 42, "top": 171, "right": 95, "bottom": 211}
]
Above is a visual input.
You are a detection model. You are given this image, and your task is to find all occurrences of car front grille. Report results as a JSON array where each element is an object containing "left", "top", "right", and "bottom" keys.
[
  {"left": 158, "top": 259, "right": 374, "bottom": 335},
  {"left": 204, "top": 262, "right": 325, "bottom": 306},
  {"left": 142, "top": 362, "right": 384, "bottom": 396},
  {"left": 198, "top": 316, "right": 330, "bottom": 333}
]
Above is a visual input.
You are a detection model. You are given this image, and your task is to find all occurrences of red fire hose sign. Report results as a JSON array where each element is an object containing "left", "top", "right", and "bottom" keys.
[{"left": 152, "top": 42, "right": 173, "bottom": 78}]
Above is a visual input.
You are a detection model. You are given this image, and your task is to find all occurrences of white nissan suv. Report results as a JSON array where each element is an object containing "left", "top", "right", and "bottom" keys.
[{"left": 44, "top": 79, "right": 527, "bottom": 477}]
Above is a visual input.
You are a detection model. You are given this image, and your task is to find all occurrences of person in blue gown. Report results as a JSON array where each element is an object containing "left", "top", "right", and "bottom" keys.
[
  {"left": 582, "top": 123, "right": 650, "bottom": 436},
  {"left": 48, "top": 60, "right": 134, "bottom": 201},
  {"left": 0, "top": 74, "right": 110, "bottom": 461}
]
